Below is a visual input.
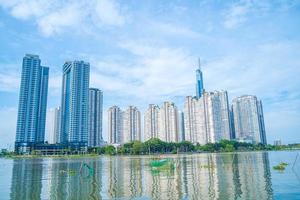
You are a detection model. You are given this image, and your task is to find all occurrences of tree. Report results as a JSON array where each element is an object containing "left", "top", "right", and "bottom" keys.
[
  {"left": 104, "top": 145, "right": 116, "bottom": 155},
  {"left": 132, "top": 141, "right": 143, "bottom": 154},
  {"left": 224, "top": 144, "right": 235, "bottom": 152}
]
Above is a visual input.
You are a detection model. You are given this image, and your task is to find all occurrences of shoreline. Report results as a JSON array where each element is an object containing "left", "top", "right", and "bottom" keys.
[{"left": 2, "top": 149, "right": 299, "bottom": 159}]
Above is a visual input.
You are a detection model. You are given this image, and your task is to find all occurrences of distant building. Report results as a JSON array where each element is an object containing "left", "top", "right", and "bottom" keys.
[
  {"left": 232, "top": 95, "right": 267, "bottom": 144},
  {"left": 53, "top": 107, "right": 61, "bottom": 144},
  {"left": 15, "top": 54, "right": 49, "bottom": 153},
  {"left": 274, "top": 139, "right": 282, "bottom": 146},
  {"left": 123, "top": 106, "right": 141, "bottom": 143},
  {"left": 88, "top": 88, "right": 103, "bottom": 147},
  {"left": 60, "top": 61, "right": 90, "bottom": 149},
  {"left": 196, "top": 58, "right": 204, "bottom": 98},
  {"left": 159, "top": 102, "right": 179, "bottom": 142},
  {"left": 178, "top": 111, "right": 185, "bottom": 142},
  {"left": 144, "top": 104, "right": 160, "bottom": 141},
  {"left": 108, "top": 106, "right": 123, "bottom": 144}
]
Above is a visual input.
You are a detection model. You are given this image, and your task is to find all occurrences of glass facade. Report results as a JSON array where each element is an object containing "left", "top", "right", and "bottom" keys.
[
  {"left": 88, "top": 88, "right": 103, "bottom": 147},
  {"left": 60, "top": 61, "right": 90, "bottom": 148},
  {"left": 15, "top": 54, "right": 49, "bottom": 153}
]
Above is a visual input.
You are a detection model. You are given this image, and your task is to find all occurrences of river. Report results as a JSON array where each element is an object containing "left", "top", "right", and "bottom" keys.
[{"left": 0, "top": 151, "right": 299, "bottom": 200}]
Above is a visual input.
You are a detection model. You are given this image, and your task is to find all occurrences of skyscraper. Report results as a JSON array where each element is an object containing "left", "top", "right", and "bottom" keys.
[
  {"left": 184, "top": 96, "right": 207, "bottom": 144},
  {"left": 53, "top": 107, "right": 61, "bottom": 144},
  {"left": 60, "top": 61, "right": 90, "bottom": 149},
  {"left": 144, "top": 104, "right": 160, "bottom": 141},
  {"left": 108, "top": 106, "right": 123, "bottom": 144},
  {"left": 232, "top": 95, "right": 267, "bottom": 144},
  {"left": 178, "top": 111, "right": 185, "bottom": 142},
  {"left": 88, "top": 88, "right": 103, "bottom": 147},
  {"left": 123, "top": 106, "right": 141, "bottom": 143},
  {"left": 15, "top": 54, "right": 49, "bottom": 153},
  {"left": 159, "top": 102, "right": 179, "bottom": 142},
  {"left": 196, "top": 58, "right": 204, "bottom": 98},
  {"left": 204, "top": 91, "right": 232, "bottom": 143},
  {"left": 184, "top": 91, "right": 232, "bottom": 144}
]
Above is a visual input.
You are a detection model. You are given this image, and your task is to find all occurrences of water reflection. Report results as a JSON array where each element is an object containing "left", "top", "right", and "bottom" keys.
[{"left": 10, "top": 152, "right": 273, "bottom": 200}]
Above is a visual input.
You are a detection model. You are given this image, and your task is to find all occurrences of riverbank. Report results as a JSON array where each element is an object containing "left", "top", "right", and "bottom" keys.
[
  {"left": 2, "top": 139, "right": 299, "bottom": 159},
  {"left": 2, "top": 148, "right": 299, "bottom": 159}
]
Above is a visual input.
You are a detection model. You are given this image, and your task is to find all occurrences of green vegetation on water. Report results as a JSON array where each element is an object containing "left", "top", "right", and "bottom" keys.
[{"left": 273, "top": 162, "right": 289, "bottom": 171}]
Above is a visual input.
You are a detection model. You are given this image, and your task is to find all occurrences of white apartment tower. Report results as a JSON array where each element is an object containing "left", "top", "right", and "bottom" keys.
[
  {"left": 232, "top": 95, "right": 267, "bottom": 144},
  {"left": 184, "top": 96, "right": 207, "bottom": 144},
  {"left": 108, "top": 106, "right": 123, "bottom": 144},
  {"left": 159, "top": 102, "right": 179, "bottom": 142},
  {"left": 204, "top": 91, "right": 231, "bottom": 143},
  {"left": 184, "top": 91, "right": 232, "bottom": 144},
  {"left": 123, "top": 106, "right": 141, "bottom": 143},
  {"left": 144, "top": 104, "right": 160, "bottom": 141}
]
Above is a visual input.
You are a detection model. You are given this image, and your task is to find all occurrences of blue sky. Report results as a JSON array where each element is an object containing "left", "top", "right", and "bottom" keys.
[{"left": 0, "top": 0, "right": 300, "bottom": 149}]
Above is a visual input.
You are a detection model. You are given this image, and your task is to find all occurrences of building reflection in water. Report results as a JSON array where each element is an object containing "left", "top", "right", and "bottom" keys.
[
  {"left": 10, "top": 152, "right": 273, "bottom": 200},
  {"left": 10, "top": 159, "right": 43, "bottom": 200}
]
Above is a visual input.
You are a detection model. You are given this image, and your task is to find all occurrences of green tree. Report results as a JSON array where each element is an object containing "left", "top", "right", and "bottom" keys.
[
  {"left": 104, "top": 145, "right": 116, "bottom": 155},
  {"left": 132, "top": 141, "right": 143, "bottom": 154},
  {"left": 224, "top": 144, "right": 235, "bottom": 152}
]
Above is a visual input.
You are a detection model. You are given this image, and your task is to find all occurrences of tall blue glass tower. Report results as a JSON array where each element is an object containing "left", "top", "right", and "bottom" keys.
[
  {"left": 196, "top": 58, "right": 204, "bottom": 98},
  {"left": 60, "top": 61, "right": 90, "bottom": 149},
  {"left": 15, "top": 54, "right": 49, "bottom": 153}
]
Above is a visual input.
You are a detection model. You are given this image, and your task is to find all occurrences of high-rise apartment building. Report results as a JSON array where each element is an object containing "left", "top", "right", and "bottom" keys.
[
  {"left": 144, "top": 104, "right": 160, "bottom": 141},
  {"left": 88, "top": 88, "right": 103, "bottom": 147},
  {"left": 123, "top": 106, "right": 141, "bottom": 143},
  {"left": 53, "top": 107, "right": 61, "bottom": 144},
  {"left": 60, "top": 61, "right": 90, "bottom": 149},
  {"left": 108, "top": 106, "right": 123, "bottom": 144},
  {"left": 15, "top": 54, "right": 49, "bottom": 153},
  {"left": 159, "top": 102, "right": 179, "bottom": 142},
  {"left": 184, "top": 91, "right": 231, "bottom": 144},
  {"left": 232, "top": 95, "right": 267, "bottom": 144},
  {"left": 204, "top": 91, "right": 232, "bottom": 143},
  {"left": 178, "top": 111, "right": 185, "bottom": 142},
  {"left": 184, "top": 96, "right": 207, "bottom": 144}
]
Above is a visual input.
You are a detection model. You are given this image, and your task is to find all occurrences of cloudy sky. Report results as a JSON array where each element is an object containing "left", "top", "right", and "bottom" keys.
[{"left": 0, "top": 0, "right": 299, "bottom": 148}]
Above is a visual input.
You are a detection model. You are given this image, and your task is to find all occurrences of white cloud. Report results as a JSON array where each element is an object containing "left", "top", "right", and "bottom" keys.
[
  {"left": 0, "top": 0, "right": 127, "bottom": 36},
  {"left": 0, "top": 64, "right": 20, "bottom": 92},
  {"left": 223, "top": 1, "right": 251, "bottom": 29},
  {"left": 93, "top": 0, "right": 125, "bottom": 26},
  {"left": 37, "top": 4, "right": 83, "bottom": 37},
  {"left": 0, "top": 107, "right": 17, "bottom": 149},
  {"left": 87, "top": 40, "right": 196, "bottom": 104}
]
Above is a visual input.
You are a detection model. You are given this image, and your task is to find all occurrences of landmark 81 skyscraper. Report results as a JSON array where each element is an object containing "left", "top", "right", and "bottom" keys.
[
  {"left": 60, "top": 61, "right": 90, "bottom": 149},
  {"left": 196, "top": 58, "right": 204, "bottom": 98},
  {"left": 15, "top": 54, "right": 49, "bottom": 153}
]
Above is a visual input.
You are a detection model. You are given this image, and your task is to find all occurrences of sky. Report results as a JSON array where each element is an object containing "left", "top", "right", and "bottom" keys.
[{"left": 0, "top": 0, "right": 300, "bottom": 149}]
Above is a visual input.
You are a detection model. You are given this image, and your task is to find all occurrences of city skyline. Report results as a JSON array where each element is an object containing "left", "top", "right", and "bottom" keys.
[
  {"left": 12, "top": 53, "right": 267, "bottom": 150},
  {"left": 1, "top": 1, "right": 300, "bottom": 149}
]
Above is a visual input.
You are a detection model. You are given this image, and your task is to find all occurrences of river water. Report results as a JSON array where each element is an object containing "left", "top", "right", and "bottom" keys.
[{"left": 0, "top": 151, "right": 299, "bottom": 200}]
